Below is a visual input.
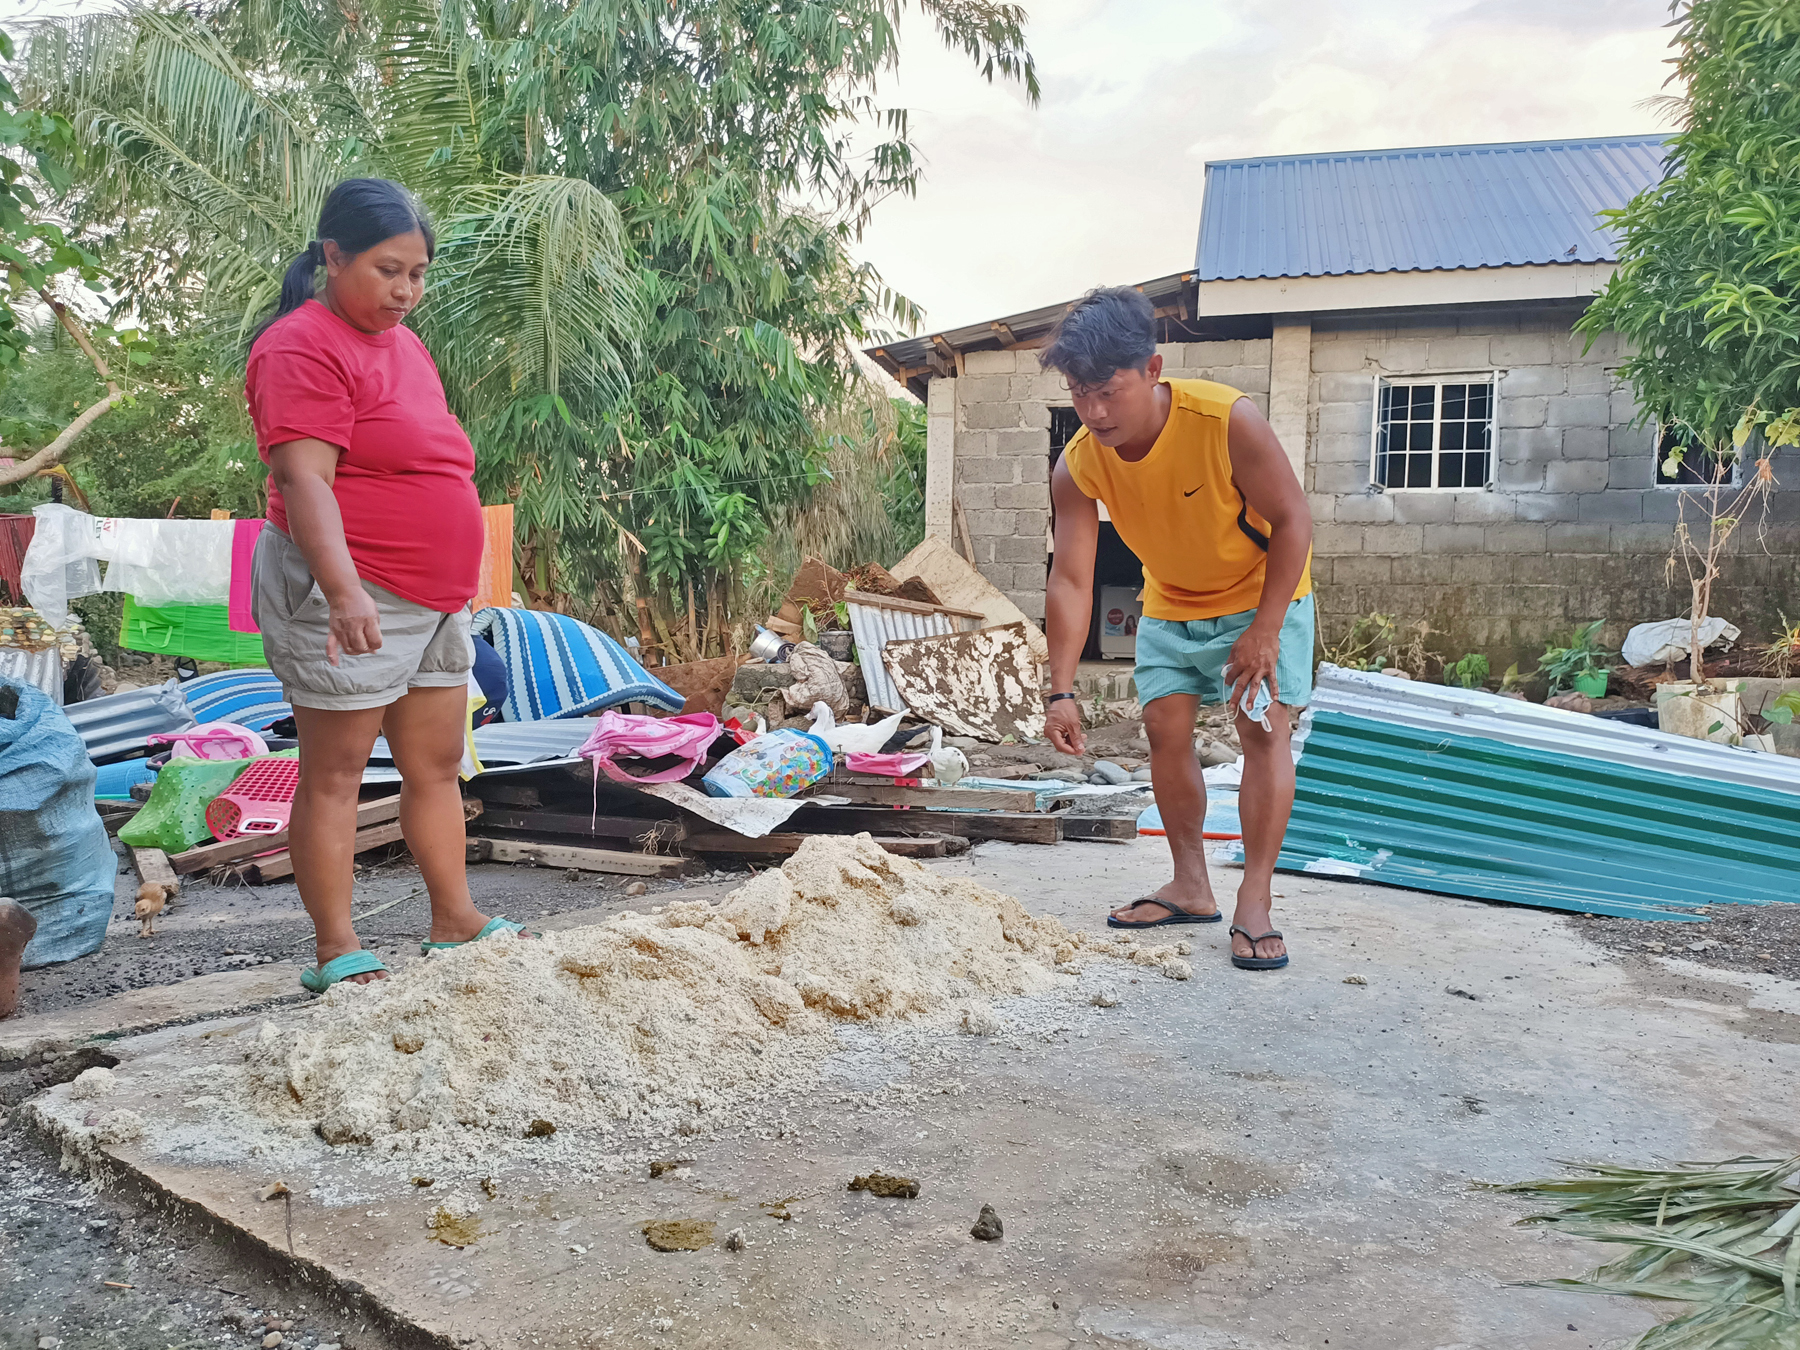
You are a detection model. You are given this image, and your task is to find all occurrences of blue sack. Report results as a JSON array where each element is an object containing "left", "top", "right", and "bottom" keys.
[{"left": 0, "top": 677, "right": 116, "bottom": 967}]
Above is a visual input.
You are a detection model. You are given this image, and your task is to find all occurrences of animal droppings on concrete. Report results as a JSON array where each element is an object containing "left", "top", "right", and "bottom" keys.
[
  {"left": 848, "top": 1171, "right": 919, "bottom": 1198},
  {"left": 642, "top": 1218, "right": 715, "bottom": 1251}
]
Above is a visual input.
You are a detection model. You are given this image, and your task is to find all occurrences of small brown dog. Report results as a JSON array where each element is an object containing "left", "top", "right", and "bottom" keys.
[{"left": 135, "top": 882, "right": 173, "bottom": 938}]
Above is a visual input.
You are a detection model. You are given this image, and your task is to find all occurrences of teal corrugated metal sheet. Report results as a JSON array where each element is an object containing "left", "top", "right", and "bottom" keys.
[{"left": 1280, "top": 712, "right": 1800, "bottom": 921}]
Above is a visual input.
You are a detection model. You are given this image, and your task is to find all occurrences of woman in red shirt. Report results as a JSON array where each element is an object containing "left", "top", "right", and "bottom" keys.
[{"left": 246, "top": 179, "right": 523, "bottom": 992}]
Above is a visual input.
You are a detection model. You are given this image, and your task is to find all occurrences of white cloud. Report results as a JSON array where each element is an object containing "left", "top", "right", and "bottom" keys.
[{"left": 856, "top": 0, "right": 1680, "bottom": 336}]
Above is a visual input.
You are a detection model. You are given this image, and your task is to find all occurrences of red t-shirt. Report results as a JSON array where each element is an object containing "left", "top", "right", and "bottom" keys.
[{"left": 246, "top": 300, "right": 482, "bottom": 613}]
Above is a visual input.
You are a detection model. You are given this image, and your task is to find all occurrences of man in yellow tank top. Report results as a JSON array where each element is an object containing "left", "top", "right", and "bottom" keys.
[{"left": 1042, "top": 288, "right": 1315, "bottom": 972}]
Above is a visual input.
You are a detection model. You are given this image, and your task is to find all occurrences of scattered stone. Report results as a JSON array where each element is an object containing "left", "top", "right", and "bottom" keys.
[
  {"left": 1445, "top": 987, "right": 1479, "bottom": 1001},
  {"left": 642, "top": 1219, "right": 715, "bottom": 1252},
  {"left": 38, "top": 1339, "right": 61, "bottom": 1349},
  {"left": 1090, "top": 986, "right": 1121, "bottom": 1008},
  {"left": 1090, "top": 760, "right": 1132, "bottom": 786},
  {"left": 1688, "top": 939, "right": 1722, "bottom": 952},
  {"left": 848, "top": 1172, "right": 920, "bottom": 1199},
  {"left": 959, "top": 1006, "right": 1000, "bottom": 1036},
  {"left": 1645, "top": 941, "right": 1667, "bottom": 953},
  {"left": 262, "top": 1335, "right": 283, "bottom": 1349},
  {"left": 525, "top": 1118, "right": 556, "bottom": 1137},
  {"left": 259, "top": 1181, "right": 290, "bottom": 1202},
  {"left": 1343, "top": 974, "right": 1368, "bottom": 985},
  {"left": 1131, "top": 766, "right": 1154, "bottom": 781},
  {"left": 625, "top": 882, "right": 649, "bottom": 897},
  {"left": 1378, "top": 667, "right": 1413, "bottom": 680},
  {"left": 411, "top": 1176, "right": 433, "bottom": 1187},
  {"left": 1174, "top": 941, "right": 1192, "bottom": 955},
  {"left": 648, "top": 1317, "right": 675, "bottom": 1333},
  {"left": 569, "top": 1243, "right": 587, "bottom": 1254},
  {"left": 481, "top": 1176, "right": 499, "bottom": 1199},
  {"left": 649, "top": 1158, "right": 693, "bottom": 1178},
  {"left": 68, "top": 1066, "right": 117, "bottom": 1100},
  {"left": 723, "top": 1227, "right": 746, "bottom": 1252},
  {"left": 969, "top": 1204, "right": 1003, "bottom": 1241}
]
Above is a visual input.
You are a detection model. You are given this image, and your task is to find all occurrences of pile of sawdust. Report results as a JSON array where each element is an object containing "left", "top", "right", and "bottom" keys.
[{"left": 240, "top": 834, "right": 1173, "bottom": 1160}]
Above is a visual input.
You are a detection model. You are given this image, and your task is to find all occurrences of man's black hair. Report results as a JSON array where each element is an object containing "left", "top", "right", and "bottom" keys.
[{"left": 1038, "top": 286, "right": 1156, "bottom": 387}]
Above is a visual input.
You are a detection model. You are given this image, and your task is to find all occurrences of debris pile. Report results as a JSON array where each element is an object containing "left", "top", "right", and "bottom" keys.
[{"left": 240, "top": 834, "right": 1156, "bottom": 1160}]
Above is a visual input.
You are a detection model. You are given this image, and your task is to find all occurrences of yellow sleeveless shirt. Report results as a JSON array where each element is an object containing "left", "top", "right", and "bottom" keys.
[{"left": 1061, "top": 379, "right": 1313, "bottom": 621}]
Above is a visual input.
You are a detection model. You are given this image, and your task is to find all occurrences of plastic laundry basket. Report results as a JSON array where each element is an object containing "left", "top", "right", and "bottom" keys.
[{"left": 205, "top": 756, "right": 301, "bottom": 839}]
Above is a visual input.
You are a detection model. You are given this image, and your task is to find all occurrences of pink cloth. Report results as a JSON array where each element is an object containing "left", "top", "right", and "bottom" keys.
[
  {"left": 844, "top": 751, "right": 930, "bottom": 778},
  {"left": 578, "top": 711, "right": 721, "bottom": 784},
  {"left": 227, "top": 518, "right": 265, "bottom": 634}
]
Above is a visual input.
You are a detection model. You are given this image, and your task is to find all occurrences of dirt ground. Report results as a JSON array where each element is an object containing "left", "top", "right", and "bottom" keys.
[{"left": 1572, "top": 902, "right": 1800, "bottom": 984}]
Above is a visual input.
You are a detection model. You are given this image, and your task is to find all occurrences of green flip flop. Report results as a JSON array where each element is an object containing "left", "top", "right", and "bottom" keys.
[
  {"left": 420, "top": 915, "right": 527, "bottom": 956},
  {"left": 300, "top": 949, "right": 389, "bottom": 993}
]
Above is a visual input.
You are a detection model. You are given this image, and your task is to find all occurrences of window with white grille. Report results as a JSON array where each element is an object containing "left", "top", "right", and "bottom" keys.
[{"left": 1373, "top": 378, "right": 1494, "bottom": 490}]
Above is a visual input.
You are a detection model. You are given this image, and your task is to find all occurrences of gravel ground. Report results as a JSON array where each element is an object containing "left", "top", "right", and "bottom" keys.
[
  {"left": 0, "top": 1053, "right": 406, "bottom": 1350},
  {"left": 1566, "top": 903, "right": 1800, "bottom": 983}
]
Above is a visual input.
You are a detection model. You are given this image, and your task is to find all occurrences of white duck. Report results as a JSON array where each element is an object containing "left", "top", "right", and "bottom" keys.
[
  {"left": 926, "top": 724, "right": 969, "bottom": 787},
  {"left": 806, "top": 702, "right": 906, "bottom": 756}
]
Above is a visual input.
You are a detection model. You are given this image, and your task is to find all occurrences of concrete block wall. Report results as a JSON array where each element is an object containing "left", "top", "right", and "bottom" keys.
[
  {"left": 951, "top": 340, "right": 1270, "bottom": 623},
  {"left": 1307, "top": 311, "right": 1800, "bottom": 662}
]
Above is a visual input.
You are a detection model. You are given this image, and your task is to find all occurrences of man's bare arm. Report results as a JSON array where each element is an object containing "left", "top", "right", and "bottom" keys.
[
  {"left": 1044, "top": 459, "right": 1099, "bottom": 754},
  {"left": 1223, "top": 397, "right": 1314, "bottom": 705}
]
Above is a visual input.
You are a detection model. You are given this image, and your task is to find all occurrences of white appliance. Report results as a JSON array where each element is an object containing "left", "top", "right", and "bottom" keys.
[{"left": 1097, "top": 585, "right": 1143, "bottom": 659}]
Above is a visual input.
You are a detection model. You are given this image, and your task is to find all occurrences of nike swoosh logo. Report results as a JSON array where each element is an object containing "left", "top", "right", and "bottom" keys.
[{"left": 1183, "top": 484, "right": 1204, "bottom": 497}]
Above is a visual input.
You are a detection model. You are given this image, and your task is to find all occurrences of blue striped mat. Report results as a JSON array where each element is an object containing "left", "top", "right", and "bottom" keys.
[
  {"left": 179, "top": 669, "right": 291, "bottom": 733},
  {"left": 471, "top": 608, "right": 682, "bottom": 721}
]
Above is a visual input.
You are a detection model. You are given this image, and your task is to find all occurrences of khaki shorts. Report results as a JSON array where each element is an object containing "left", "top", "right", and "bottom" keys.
[{"left": 251, "top": 526, "right": 473, "bottom": 712}]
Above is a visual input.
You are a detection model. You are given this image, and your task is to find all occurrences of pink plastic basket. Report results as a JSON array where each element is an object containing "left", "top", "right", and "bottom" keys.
[{"left": 206, "top": 758, "right": 301, "bottom": 839}]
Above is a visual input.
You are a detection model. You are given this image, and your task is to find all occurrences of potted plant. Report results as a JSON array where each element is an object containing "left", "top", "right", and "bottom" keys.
[
  {"left": 1537, "top": 621, "right": 1613, "bottom": 698},
  {"left": 1697, "top": 684, "right": 1800, "bottom": 752}
]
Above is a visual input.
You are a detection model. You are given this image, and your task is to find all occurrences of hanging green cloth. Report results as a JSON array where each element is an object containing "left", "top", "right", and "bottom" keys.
[{"left": 121, "top": 597, "right": 266, "bottom": 666}]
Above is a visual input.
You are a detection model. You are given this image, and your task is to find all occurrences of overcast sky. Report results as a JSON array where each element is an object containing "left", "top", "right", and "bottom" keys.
[
  {"left": 4, "top": 0, "right": 1681, "bottom": 341},
  {"left": 857, "top": 0, "right": 1681, "bottom": 337}
]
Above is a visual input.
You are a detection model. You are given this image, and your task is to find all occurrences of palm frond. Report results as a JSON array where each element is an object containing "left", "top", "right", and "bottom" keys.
[{"left": 1495, "top": 1156, "right": 1800, "bottom": 1348}]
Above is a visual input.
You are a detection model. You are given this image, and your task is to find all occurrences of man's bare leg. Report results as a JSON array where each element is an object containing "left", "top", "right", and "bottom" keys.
[
  {"left": 1109, "top": 693, "right": 1220, "bottom": 923},
  {"left": 1230, "top": 701, "right": 1294, "bottom": 961}
]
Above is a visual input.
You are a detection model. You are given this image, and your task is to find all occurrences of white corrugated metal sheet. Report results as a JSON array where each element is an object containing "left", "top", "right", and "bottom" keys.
[
  {"left": 1307, "top": 665, "right": 1800, "bottom": 795},
  {"left": 846, "top": 601, "right": 954, "bottom": 714},
  {"left": 1197, "top": 136, "right": 1669, "bottom": 280}
]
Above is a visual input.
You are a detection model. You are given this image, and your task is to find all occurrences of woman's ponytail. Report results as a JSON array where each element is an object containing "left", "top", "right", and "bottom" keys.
[{"left": 250, "top": 182, "right": 433, "bottom": 346}]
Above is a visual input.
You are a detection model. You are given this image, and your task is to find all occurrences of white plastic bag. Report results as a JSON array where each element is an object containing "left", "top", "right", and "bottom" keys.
[
  {"left": 21, "top": 505, "right": 235, "bottom": 626},
  {"left": 1621, "top": 617, "right": 1740, "bottom": 668}
]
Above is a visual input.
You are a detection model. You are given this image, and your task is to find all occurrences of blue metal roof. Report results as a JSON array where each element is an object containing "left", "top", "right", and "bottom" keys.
[{"left": 1196, "top": 136, "right": 1670, "bottom": 281}]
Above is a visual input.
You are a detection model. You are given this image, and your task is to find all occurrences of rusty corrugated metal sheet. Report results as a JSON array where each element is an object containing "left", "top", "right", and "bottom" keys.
[
  {"left": 1276, "top": 667, "right": 1800, "bottom": 921},
  {"left": 846, "top": 599, "right": 954, "bottom": 714}
]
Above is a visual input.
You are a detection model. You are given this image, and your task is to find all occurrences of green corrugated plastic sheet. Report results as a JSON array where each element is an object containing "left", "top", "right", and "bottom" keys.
[{"left": 1280, "top": 712, "right": 1800, "bottom": 921}]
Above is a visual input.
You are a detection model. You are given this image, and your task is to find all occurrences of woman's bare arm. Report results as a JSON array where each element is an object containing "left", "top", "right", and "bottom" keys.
[{"left": 267, "top": 437, "right": 383, "bottom": 665}]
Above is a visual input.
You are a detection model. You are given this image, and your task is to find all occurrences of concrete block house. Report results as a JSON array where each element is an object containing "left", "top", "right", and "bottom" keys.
[{"left": 865, "top": 136, "right": 1800, "bottom": 669}]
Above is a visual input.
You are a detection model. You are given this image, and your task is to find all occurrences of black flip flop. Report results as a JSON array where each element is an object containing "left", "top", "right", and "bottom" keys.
[
  {"left": 1230, "top": 925, "right": 1289, "bottom": 971},
  {"left": 1107, "top": 898, "right": 1224, "bottom": 929}
]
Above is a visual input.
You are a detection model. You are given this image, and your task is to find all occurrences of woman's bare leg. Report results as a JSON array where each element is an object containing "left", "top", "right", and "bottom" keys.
[
  {"left": 291, "top": 703, "right": 389, "bottom": 982},
  {"left": 381, "top": 685, "right": 492, "bottom": 944}
]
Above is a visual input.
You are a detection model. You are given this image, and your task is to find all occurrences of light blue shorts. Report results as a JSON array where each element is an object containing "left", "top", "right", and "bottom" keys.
[{"left": 1133, "top": 594, "right": 1316, "bottom": 709}]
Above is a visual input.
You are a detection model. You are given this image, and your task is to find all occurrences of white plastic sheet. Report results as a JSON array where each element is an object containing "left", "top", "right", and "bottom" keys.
[
  {"left": 1621, "top": 616, "right": 1740, "bottom": 668},
  {"left": 20, "top": 504, "right": 234, "bottom": 626}
]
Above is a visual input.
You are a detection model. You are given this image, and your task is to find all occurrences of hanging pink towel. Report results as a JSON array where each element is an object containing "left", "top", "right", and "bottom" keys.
[
  {"left": 578, "top": 711, "right": 721, "bottom": 784},
  {"left": 844, "top": 751, "right": 931, "bottom": 778},
  {"left": 227, "top": 518, "right": 266, "bottom": 634}
]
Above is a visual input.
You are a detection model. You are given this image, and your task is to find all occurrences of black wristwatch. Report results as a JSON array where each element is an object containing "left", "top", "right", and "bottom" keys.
[{"left": 1045, "top": 692, "right": 1077, "bottom": 706}]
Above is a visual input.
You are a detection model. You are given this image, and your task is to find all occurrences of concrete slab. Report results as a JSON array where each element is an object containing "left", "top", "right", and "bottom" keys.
[
  {"left": 1, "top": 963, "right": 307, "bottom": 1063},
  {"left": 23, "top": 839, "right": 1800, "bottom": 1349}
]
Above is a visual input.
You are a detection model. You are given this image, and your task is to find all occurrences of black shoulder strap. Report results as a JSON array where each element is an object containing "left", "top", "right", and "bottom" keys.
[{"left": 1235, "top": 486, "right": 1270, "bottom": 552}]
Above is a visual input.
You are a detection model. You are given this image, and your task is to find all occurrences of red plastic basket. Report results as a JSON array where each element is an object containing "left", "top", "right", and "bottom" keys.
[{"left": 206, "top": 758, "right": 301, "bottom": 840}]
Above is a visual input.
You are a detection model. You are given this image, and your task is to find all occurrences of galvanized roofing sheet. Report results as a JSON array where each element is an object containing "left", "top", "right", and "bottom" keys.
[
  {"left": 1197, "top": 136, "right": 1669, "bottom": 281},
  {"left": 1278, "top": 668, "right": 1800, "bottom": 920}
]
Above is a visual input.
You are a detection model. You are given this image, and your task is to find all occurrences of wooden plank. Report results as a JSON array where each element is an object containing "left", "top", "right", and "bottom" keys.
[
  {"left": 841, "top": 588, "right": 986, "bottom": 622},
  {"left": 476, "top": 807, "right": 685, "bottom": 847},
  {"left": 222, "top": 799, "right": 482, "bottom": 884},
  {"left": 810, "top": 782, "right": 1038, "bottom": 812},
  {"left": 468, "top": 837, "right": 689, "bottom": 878},
  {"left": 467, "top": 781, "right": 543, "bottom": 809},
  {"left": 237, "top": 819, "right": 409, "bottom": 884},
  {"left": 791, "top": 803, "right": 1060, "bottom": 845},
  {"left": 169, "top": 793, "right": 416, "bottom": 875},
  {"left": 128, "top": 847, "right": 180, "bottom": 894},
  {"left": 1059, "top": 815, "right": 1140, "bottom": 843}
]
